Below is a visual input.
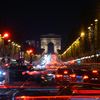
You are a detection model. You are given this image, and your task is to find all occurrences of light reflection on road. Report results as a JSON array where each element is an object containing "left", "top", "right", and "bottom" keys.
[{"left": 16, "top": 96, "right": 100, "bottom": 100}]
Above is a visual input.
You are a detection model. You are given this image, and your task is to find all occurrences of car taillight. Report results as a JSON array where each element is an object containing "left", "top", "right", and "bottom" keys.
[
  {"left": 83, "top": 75, "right": 89, "bottom": 80},
  {"left": 22, "top": 72, "right": 25, "bottom": 75},
  {"left": 92, "top": 70, "right": 98, "bottom": 74},
  {"left": 56, "top": 74, "right": 63, "bottom": 78},
  {"left": 64, "top": 70, "right": 68, "bottom": 74},
  {"left": 70, "top": 74, "right": 76, "bottom": 78},
  {"left": 4, "top": 63, "right": 9, "bottom": 67},
  {"left": 41, "top": 76, "right": 45, "bottom": 79}
]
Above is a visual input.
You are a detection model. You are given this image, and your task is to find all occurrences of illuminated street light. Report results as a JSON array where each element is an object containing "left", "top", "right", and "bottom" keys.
[
  {"left": 29, "top": 49, "right": 33, "bottom": 53},
  {"left": 88, "top": 26, "right": 91, "bottom": 30},
  {"left": 12, "top": 43, "right": 15, "bottom": 46},
  {"left": 94, "top": 19, "right": 98, "bottom": 22},
  {"left": 94, "top": 19, "right": 98, "bottom": 51},
  {"left": 26, "top": 49, "right": 33, "bottom": 55},
  {"left": 80, "top": 32, "right": 85, "bottom": 37},
  {"left": 8, "top": 39, "right": 11, "bottom": 42},
  {"left": 1, "top": 32, "right": 11, "bottom": 57},
  {"left": 26, "top": 49, "right": 33, "bottom": 64},
  {"left": 18, "top": 45, "right": 21, "bottom": 48},
  {"left": 91, "top": 24, "right": 93, "bottom": 26}
]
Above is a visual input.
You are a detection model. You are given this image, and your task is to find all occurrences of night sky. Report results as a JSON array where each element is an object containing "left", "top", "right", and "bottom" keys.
[{"left": 0, "top": 0, "right": 97, "bottom": 49}]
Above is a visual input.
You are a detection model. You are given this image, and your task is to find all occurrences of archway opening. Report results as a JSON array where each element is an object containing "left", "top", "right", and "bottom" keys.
[{"left": 48, "top": 42, "right": 54, "bottom": 54}]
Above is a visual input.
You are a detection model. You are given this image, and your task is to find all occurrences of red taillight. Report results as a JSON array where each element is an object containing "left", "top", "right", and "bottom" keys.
[
  {"left": 83, "top": 75, "right": 89, "bottom": 80},
  {"left": 41, "top": 76, "right": 45, "bottom": 79},
  {"left": 4, "top": 63, "right": 9, "bottom": 67},
  {"left": 92, "top": 70, "right": 98, "bottom": 74},
  {"left": 70, "top": 74, "right": 76, "bottom": 78},
  {"left": 22, "top": 72, "right": 25, "bottom": 75},
  {"left": 56, "top": 74, "right": 63, "bottom": 78},
  {"left": 64, "top": 70, "right": 68, "bottom": 74}
]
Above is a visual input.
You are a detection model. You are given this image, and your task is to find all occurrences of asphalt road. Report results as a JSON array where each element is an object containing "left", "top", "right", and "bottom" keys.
[{"left": 0, "top": 82, "right": 100, "bottom": 100}]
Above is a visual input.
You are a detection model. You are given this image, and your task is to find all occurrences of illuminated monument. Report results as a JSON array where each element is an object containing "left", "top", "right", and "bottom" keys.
[{"left": 40, "top": 34, "right": 61, "bottom": 54}]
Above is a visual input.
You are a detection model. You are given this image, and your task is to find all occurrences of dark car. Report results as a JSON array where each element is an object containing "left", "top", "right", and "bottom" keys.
[
  {"left": 0, "top": 68, "right": 6, "bottom": 85},
  {"left": 55, "top": 68, "right": 74, "bottom": 85},
  {"left": 39, "top": 70, "right": 56, "bottom": 85},
  {"left": 72, "top": 68, "right": 100, "bottom": 84},
  {"left": 72, "top": 68, "right": 89, "bottom": 83},
  {"left": 87, "top": 69, "right": 100, "bottom": 84}
]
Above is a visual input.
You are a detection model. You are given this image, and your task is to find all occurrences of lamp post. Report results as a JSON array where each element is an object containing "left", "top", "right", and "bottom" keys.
[
  {"left": 88, "top": 24, "right": 94, "bottom": 53},
  {"left": 2, "top": 32, "right": 10, "bottom": 57},
  {"left": 94, "top": 19, "right": 98, "bottom": 51},
  {"left": 80, "top": 32, "right": 85, "bottom": 38},
  {"left": 80, "top": 32, "right": 85, "bottom": 56},
  {"left": 0, "top": 34, "right": 3, "bottom": 57},
  {"left": 26, "top": 49, "right": 33, "bottom": 64},
  {"left": 94, "top": 19, "right": 98, "bottom": 63}
]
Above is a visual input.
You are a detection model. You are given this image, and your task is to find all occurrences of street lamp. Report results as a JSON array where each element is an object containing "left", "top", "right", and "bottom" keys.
[
  {"left": 94, "top": 19, "right": 98, "bottom": 22},
  {"left": 8, "top": 39, "right": 11, "bottom": 43},
  {"left": 26, "top": 49, "right": 33, "bottom": 54},
  {"left": 2, "top": 32, "right": 10, "bottom": 39},
  {"left": 80, "top": 32, "right": 85, "bottom": 38},
  {"left": 94, "top": 19, "right": 98, "bottom": 50},
  {"left": 80, "top": 32, "right": 85, "bottom": 56},
  {"left": 26, "top": 49, "right": 33, "bottom": 64},
  {"left": 2, "top": 32, "right": 10, "bottom": 57}
]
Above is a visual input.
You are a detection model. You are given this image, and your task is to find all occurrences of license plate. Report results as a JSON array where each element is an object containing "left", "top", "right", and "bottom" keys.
[{"left": 64, "top": 75, "right": 68, "bottom": 78}]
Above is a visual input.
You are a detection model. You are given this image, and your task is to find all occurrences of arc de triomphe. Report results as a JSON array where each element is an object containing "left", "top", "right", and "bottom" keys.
[{"left": 40, "top": 34, "right": 61, "bottom": 54}]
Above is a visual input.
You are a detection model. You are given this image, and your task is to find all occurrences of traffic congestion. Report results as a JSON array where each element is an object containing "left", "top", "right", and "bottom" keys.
[{"left": 0, "top": 54, "right": 100, "bottom": 98}]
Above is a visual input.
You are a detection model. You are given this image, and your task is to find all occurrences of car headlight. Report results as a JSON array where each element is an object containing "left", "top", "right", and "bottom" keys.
[
  {"left": 2, "top": 72, "right": 6, "bottom": 75},
  {"left": 0, "top": 71, "right": 6, "bottom": 76},
  {"left": 0, "top": 71, "right": 2, "bottom": 75}
]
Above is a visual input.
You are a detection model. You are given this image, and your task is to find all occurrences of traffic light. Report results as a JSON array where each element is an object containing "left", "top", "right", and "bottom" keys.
[
  {"left": 3, "top": 32, "right": 10, "bottom": 39},
  {"left": 3, "top": 32, "right": 10, "bottom": 45}
]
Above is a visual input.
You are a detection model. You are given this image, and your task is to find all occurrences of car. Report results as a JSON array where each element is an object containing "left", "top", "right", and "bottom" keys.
[
  {"left": 71, "top": 68, "right": 89, "bottom": 83},
  {"left": 72, "top": 68, "right": 100, "bottom": 84},
  {"left": 87, "top": 69, "right": 100, "bottom": 84},
  {"left": 0, "top": 69, "right": 6, "bottom": 85},
  {"left": 55, "top": 68, "right": 74, "bottom": 85},
  {"left": 38, "top": 70, "right": 56, "bottom": 85}
]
